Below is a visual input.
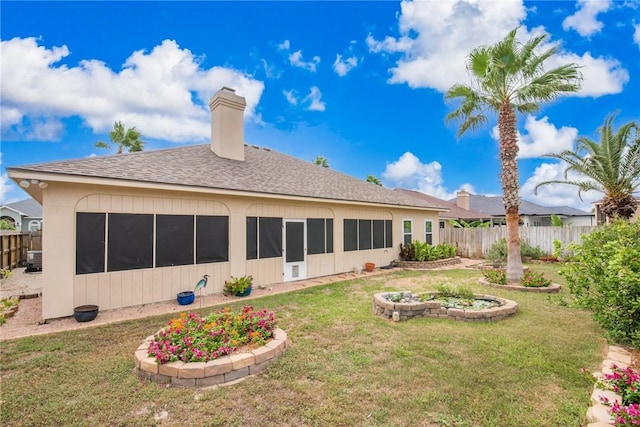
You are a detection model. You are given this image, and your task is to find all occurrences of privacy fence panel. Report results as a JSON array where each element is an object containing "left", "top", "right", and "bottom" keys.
[
  {"left": 1, "top": 231, "right": 41, "bottom": 270},
  {"left": 439, "top": 226, "right": 598, "bottom": 258}
]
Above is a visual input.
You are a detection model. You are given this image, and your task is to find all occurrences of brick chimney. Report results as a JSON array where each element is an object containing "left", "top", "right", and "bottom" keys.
[
  {"left": 209, "top": 86, "right": 247, "bottom": 161},
  {"left": 456, "top": 190, "right": 470, "bottom": 210}
]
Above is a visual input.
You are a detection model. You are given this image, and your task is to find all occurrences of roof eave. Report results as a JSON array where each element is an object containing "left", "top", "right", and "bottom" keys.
[{"left": 7, "top": 169, "right": 442, "bottom": 212}]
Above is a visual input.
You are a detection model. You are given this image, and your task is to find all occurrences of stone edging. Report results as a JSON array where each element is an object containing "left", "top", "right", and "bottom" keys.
[
  {"left": 373, "top": 291, "right": 518, "bottom": 322},
  {"left": 391, "top": 257, "right": 462, "bottom": 269},
  {"left": 478, "top": 277, "right": 562, "bottom": 293},
  {"left": 134, "top": 327, "right": 288, "bottom": 388},
  {"left": 586, "top": 345, "right": 632, "bottom": 426},
  {"left": 1, "top": 297, "right": 19, "bottom": 319}
]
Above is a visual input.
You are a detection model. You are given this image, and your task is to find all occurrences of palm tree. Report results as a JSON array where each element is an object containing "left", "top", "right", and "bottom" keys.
[
  {"left": 95, "top": 121, "right": 145, "bottom": 154},
  {"left": 366, "top": 175, "right": 382, "bottom": 186},
  {"left": 312, "top": 155, "right": 330, "bottom": 168},
  {"left": 535, "top": 113, "right": 639, "bottom": 221},
  {"left": 445, "top": 27, "right": 582, "bottom": 284}
]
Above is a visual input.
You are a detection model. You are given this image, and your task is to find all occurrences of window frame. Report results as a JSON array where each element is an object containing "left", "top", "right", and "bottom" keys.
[
  {"left": 425, "top": 220, "right": 433, "bottom": 245},
  {"left": 402, "top": 219, "right": 413, "bottom": 245}
]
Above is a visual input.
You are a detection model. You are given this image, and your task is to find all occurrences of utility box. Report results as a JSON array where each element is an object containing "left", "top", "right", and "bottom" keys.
[{"left": 26, "top": 250, "right": 42, "bottom": 272}]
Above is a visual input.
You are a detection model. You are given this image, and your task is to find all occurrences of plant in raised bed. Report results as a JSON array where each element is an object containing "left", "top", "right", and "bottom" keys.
[
  {"left": 485, "top": 238, "right": 544, "bottom": 264},
  {"left": 399, "top": 241, "right": 456, "bottom": 262},
  {"left": 433, "top": 284, "right": 494, "bottom": 309},
  {"left": 520, "top": 271, "right": 552, "bottom": 288},
  {"left": 483, "top": 269, "right": 551, "bottom": 287},
  {"left": 599, "top": 364, "right": 640, "bottom": 426},
  {"left": 482, "top": 268, "right": 506, "bottom": 285},
  {"left": 147, "top": 306, "right": 276, "bottom": 364}
]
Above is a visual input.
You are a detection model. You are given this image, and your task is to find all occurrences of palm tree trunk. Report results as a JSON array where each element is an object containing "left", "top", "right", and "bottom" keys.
[{"left": 498, "top": 102, "right": 524, "bottom": 284}]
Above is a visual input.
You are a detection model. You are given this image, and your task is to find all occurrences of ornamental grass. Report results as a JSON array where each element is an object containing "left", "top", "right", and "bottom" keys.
[{"left": 147, "top": 305, "right": 276, "bottom": 364}]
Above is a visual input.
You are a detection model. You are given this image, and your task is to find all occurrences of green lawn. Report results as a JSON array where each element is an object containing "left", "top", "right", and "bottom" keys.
[{"left": 0, "top": 265, "right": 604, "bottom": 426}]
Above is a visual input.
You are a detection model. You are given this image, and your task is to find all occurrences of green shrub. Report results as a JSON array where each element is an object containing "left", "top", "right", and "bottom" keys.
[
  {"left": 482, "top": 269, "right": 506, "bottom": 285},
  {"left": 434, "top": 284, "right": 475, "bottom": 300},
  {"left": 483, "top": 269, "right": 551, "bottom": 287},
  {"left": 560, "top": 220, "right": 640, "bottom": 346},
  {"left": 522, "top": 241, "right": 545, "bottom": 260},
  {"left": 400, "top": 241, "right": 456, "bottom": 262},
  {"left": 435, "top": 283, "right": 457, "bottom": 297},
  {"left": 485, "top": 238, "right": 544, "bottom": 262},
  {"left": 520, "top": 271, "right": 551, "bottom": 288}
]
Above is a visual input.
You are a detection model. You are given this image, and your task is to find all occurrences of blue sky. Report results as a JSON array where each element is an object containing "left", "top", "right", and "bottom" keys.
[{"left": 1, "top": 0, "right": 638, "bottom": 211}]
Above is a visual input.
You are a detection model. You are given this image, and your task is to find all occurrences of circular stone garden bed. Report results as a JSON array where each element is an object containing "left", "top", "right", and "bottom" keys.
[
  {"left": 134, "top": 327, "right": 288, "bottom": 388},
  {"left": 477, "top": 277, "right": 561, "bottom": 293},
  {"left": 373, "top": 291, "right": 518, "bottom": 322}
]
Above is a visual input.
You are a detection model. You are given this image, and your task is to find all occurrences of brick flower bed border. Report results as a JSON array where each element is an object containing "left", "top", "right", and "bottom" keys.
[
  {"left": 373, "top": 291, "right": 518, "bottom": 322},
  {"left": 585, "top": 345, "right": 632, "bottom": 426},
  {"left": 134, "top": 328, "right": 288, "bottom": 388},
  {"left": 391, "top": 256, "right": 462, "bottom": 269},
  {"left": 478, "top": 277, "right": 562, "bottom": 293}
]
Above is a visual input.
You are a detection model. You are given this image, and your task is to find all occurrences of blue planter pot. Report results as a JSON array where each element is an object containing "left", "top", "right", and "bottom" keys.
[
  {"left": 177, "top": 291, "right": 195, "bottom": 305},
  {"left": 235, "top": 286, "right": 252, "bottom": 297}
]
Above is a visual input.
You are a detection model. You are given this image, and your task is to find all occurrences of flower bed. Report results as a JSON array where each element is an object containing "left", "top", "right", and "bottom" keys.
[
  {"left": 134, "top": 306, "right": 288, "bottom": 388},
  {"left": 585, "top": 346, "right": 635, "bottom": 426},
  {"left": 478, "top": 269, "right": 561, "bottom": 293},
  {"left": 373, "top": 291, "right": 517, "bottom": 322}
]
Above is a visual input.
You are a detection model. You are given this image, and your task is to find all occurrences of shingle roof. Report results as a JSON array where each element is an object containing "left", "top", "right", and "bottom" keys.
[
  {"left": 447, "top": 194, "right": 591, "bottom": 216},
  {"left": 2, "top": 198, "right": 42, "bottom": 218},
  {"left": 394, "top": 189, "right": 491, "bottom": 220},
  {"left": 9, "top": 144, "right": 444, "bottom": 210}
]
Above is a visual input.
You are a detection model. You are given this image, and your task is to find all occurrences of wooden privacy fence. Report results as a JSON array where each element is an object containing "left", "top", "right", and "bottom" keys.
[
  {"left": 0, "top": 231, "right": 42, "bottom": 270},
  {"left": 439, "top": 226, "right": 598, "bottom": 258}
]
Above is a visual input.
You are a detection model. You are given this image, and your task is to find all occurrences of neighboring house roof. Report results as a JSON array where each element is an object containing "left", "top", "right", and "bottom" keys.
[
  {"left": 447, "top": 194, "right": 592, "bottom": 217},
  {"left": 394, "top": 189, "right": 491, "bottom": 220},
  {"left": 1, "top": 198, "right": 42, "bottom": 218},
  {"left": 9, "top": 144, "right": 446, "bottom": 211}
]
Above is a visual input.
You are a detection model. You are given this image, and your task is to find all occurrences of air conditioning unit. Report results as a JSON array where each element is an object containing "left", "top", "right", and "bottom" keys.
[{"left": 27, "top": 250, "right": 43, "bottom": 272}]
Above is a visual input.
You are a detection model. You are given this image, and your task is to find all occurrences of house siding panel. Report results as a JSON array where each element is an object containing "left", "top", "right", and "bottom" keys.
[
  {"left": 121, "top": 270, "right": 133, "bottom": 308},
  {"left": 37, "top": 183, "right": 439, "bottom": 319}
]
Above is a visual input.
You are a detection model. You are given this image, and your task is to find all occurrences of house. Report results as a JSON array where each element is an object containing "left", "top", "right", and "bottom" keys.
[
  {"left": 0, "top": 198, "right": 43, "bottom": 231},
  {"left": 393, "top": 188, "right": 491, "bottom": 232},
  {"left": 594, "top": 198, "right": 640, "bottom": 225},
  {"left": 7, "top": 87, "right": 446, "bottom": 320},
  {"left": 450, "top": 191, "right": 595, "bottom": 226}
]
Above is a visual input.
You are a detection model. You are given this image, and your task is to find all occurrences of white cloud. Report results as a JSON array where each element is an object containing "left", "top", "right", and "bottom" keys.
[
  {"left": 0, "top": 153, "right": 18, "bottom": 204},
  {"left": 303, "top": 86, "right": 325, "bottom": 111},
  {"left": 521, "top": 162, "right": 601, "bottom": 211},
  {"left": 490, "top": 115, "right": 578, "bottom": 159},
  {"left": 333, "top": 54, "right": 359, "bottom": 77},
  {"left": 550, "top": 51, "right": 629, "bottom": 97},
  {"left": 381, "top": 152, "right": 474, "bottom": 200},
  {"left": 288, "top": 50, "right": 320, "bottom": 72},
  {"left": 283, "top": 90, "right": 297, "bottom": 105},
  {"left": 261, "top": 58, "right": 281, "bottom": 79},
  {"left": 634, "top": 23, "right": 640, "bottom": 48},
  {"left": 0, "top": 37, "right": 265, "bottom": 142},
  {"left": 368, "top": 0, "right": 628, "bottom": 97},
  {"left": 278, "top": 40, "right": 291, "bottom": 51},
  {"left": 562, "top": 0, "right": 612, "bottom": 37}
]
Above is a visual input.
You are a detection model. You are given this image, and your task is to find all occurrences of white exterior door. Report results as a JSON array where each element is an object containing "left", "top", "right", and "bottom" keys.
[{"left": 283, "top": 219, "right": 306, "bottom": 282}]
